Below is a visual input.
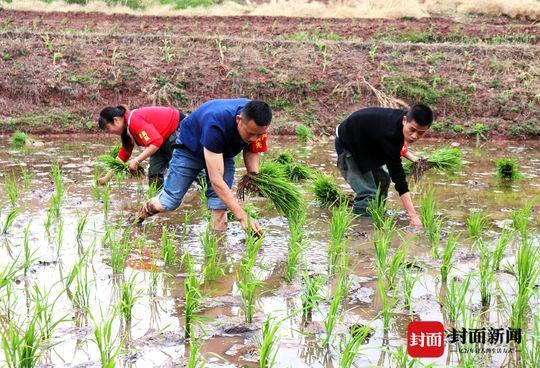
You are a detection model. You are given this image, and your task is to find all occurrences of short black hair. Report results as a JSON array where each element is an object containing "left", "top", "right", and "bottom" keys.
[
  {"left": 242, "top": 100, "right": 272, "bottom": 126},
  {"left": 406, "top": 104, "right": 433, "bottom": 127}
]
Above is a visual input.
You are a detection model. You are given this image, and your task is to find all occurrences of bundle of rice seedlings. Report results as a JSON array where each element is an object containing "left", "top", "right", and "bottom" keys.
[
  {"left": 312, "top": 174, "right": 348, "bottom": 208},
  {"left": 496, "top": 158, "right": 522, "bottom": 180},
  {"left": 405, "top": 147, "right": 463, "bottom": 181},
  {"left": 273, "top": 151, "right": 294, "bottom": 165},
  {"left": 97, "top": 155, "right": 144, "bottom": 177},
  {"left": 259, "top": 160, "right": 287, "bottom": 179},
  {"left": 11, "top": 131, "right": 33, "bottom": 148},
  {"left": 296, "top": 124, "right": 313, "bottom": 142},
  {"left": 283, "top": 162, "right": 313, "bottom": 182},
  {"left": 237, "top": 171, "right": 302, "bottom": 218},
  {"left": 107, "top": 144, "right": 121, "bottom": 158}
]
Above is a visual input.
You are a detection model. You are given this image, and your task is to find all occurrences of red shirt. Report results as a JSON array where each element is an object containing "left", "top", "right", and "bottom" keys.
[{"left": 118, "top": 107, "right": 180, "bottom": 162}]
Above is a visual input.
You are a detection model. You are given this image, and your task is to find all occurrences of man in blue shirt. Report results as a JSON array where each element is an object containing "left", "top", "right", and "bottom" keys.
[{"left": 138, "top": 98, "right": 271, "bottom": 236}]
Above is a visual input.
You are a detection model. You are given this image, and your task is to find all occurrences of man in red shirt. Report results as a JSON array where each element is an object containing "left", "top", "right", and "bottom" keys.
[{"left": 98, "top": 105, "right": 184, "bottom": 188}]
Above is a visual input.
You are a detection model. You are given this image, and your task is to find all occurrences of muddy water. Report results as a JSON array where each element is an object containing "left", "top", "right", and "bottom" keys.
[{"left": 0, "top": 136, "right": 539, "bottom": 368}]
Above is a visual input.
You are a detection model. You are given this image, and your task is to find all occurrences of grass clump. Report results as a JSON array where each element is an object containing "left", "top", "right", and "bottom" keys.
[
  {"left": 496, "top": 158, "right": 522, "bottom": 180},
  {"left": 295, "top": 124, "right": 313, "bottom": 142},
  {"left": 383, "top": 75, "right": 442, "bottom": 104},
  {"left": 237, "top": 169, "right": 302, "bottom": 218},
  {"left": 10, "top": 131, "right": 33, "bottom": 148},
  {"left": 312, "top": 174, "right": 348, "bottom": 208}
]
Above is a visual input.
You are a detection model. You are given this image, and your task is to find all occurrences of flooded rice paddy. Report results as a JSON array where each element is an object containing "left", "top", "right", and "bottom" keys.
[{"left": 0, "top": 136, "right": 539, "bottom": 368}]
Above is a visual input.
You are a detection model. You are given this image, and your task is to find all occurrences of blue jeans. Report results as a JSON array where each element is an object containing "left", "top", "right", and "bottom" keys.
[
  {"left": 335, "top": 137, "right": 390, "bottom": 215},
  {"left": 158, "top": 146, "right": 235, "bottom": 211}
]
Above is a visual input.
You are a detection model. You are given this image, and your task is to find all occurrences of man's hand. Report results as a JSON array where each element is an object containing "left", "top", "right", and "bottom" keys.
[
  {"left": 409, "top": 215, "right": 423, "bottom": 227},
  {"left": 128, "top": 159, "right": 139, "bottom": 175},
  {"left": 239, "top": 216, "right": 264, "bottom": 238},
  {"left": 97, "top": 176, "right": 109, "bottom": 186}
]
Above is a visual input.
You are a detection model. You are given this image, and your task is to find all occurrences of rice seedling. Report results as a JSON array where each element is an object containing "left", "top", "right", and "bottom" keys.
[
  {"left": 102, "top": 182, "right": 111, "bottom": 214},
  {"left": 184, "top": 253, "right": 202, "bottom": 339},
  {"left": 478, "top": 239, "right": 494, "bottom": 307},
  {"left": 323, "top": 286, "right": 344, "bottom": 345},
  {"left": 148, "top": 262, "right": 160, "bottom": 296},
  {"left": 180, "top": 210, "right": 193, "bottom": 244},
  {"left": 49, "top": 163, "right": 64, "bottom": 218},
  {"left": 338, "top": 325, "right": 370, "bottom": 368},
  {"left": 285, "top": 211, "right": 307, "bottom": 283},
  {"left": 392, "top": 345, "right": 420, "bottom": 368},
  {"left": 44, "top": 208, "right": 54, "bottom": 235},
  {"left": 72, "top": 265, "right": 91, "bottom": 311},
  {"left": 419, "top": 186, "right": 436, "bottom": 228},
  {"left": 296, "top": 124, "right": 313, "bottom": 142},
  {"left": 110, "top": 237, "right": 131, "bottom": 274},
  {"left": 419, "top": 187, "right": 443, "bottom": 257},
  {"left": 328, "top": 201, "right": 354, "bottom": 273},
  {"left": 10, "top": 131, "right": 33, "bottom": 148},
  {"left": 32, "top": 284, "right": 63, "bottom": 340},
  {"left": 3, "top": 172, "right": 20, "bottom": 207},
  {"left": 300, "top": 272, "right": 326, "bottom": 321},
  {"left": 237, "top": 263, "right": 263, "bottom": 324},
  {"left": 466, "top": 210, "right": 489, "bottom": 240},
  {"left": 440, "top": 232, "right": 459, "bottom": 283},
  {"left": 511, "top": 202, "right": 533, "bottom": 240},
  {"left": 2, "top": 207, "right": 19, "bottom": 234},
  {"left": 107, "top": 144, "right": 122, "bottom": 159},
  {"left": 405, "top": 147, "right": 463, "bottom": 181},
  {"left": 366, "top": 188, "right": 386, "bottom": 229},
  {"left": 22, "top": 224, "right": 34, "bottom": 275},
  {"left": 55, "top": 218, "right": 64, "bottom": 254},
  {"left": 401, "top": 263, "right": 420, "bottom": 310},
  {"left": 259, "top": 160, "right": 287, "bottom": 179},
  {"left": 76, "top": 213, "right": 88, "bottom": 242},
  {"left": 377, "top": 274, "right": 395, "bottom": 331},
  {"left": 237, "top": 169, "right": 302, "bottom": 218},
  {"left": 492, "top": 226, "right": 513, "bottom": 271},
  {"left": 21, "top": 167, "right": 31, "bottom": 191},
  {"left": 443, "top": 275, "right": 471, "bottom": 324},
  {"left": 373, "top": 216, "right": 396, "bottom": 274},
  {"left": 510, "top": 236, "right": 540, "bottom": 329},
  {"left": 521, "top": 313, "right": 540, "bottom": 367},
  {"left": 283, "top": 162, "right": 313, "bottom": 182},
  {"left": 160, "top": 225, "right": 177, "bottom": 266},
  {"left": 88, "top": 308, "right": 122, "bottom": 368},
  {"left": 257, "top": 316, "right": 280, "bottom": 368},
  {"left": 145, "top": 181, "right": 160, "bottom": 200},
  {"left": 119, "top": 274, "right": 141, "bottom": 325},
  {"left": 187, "top": 337, "right": 206, "bottom": 368},
  {"left": 1, "top": 315, "right": 43, "bottom": 368},
  {"left": 200, "top": 225, "right": 224, "bottom": 282},
  {"left": 273, "top": 151, "right": 294, "bottom": 165},
  {"left": 496, "top": 157, "right": 522, "bottom": 180},
  {"left": 0, "top": 259, "right": 20, "bottom": 290},
  {"left": 312, "top": 173, "right": 348, "bottom": 208},
  {"left": 386, "top": 243, "right": 407, "bottom": 289}
]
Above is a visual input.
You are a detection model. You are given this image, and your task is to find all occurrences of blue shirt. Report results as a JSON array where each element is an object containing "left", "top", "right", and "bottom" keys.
[{"left": 178, "top": 98, "right": 249, "bottom": 159}]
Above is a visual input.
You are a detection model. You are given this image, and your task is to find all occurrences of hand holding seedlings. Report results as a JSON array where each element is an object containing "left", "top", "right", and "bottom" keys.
[{"left": 128, "top": 159, "right": 140, "bottom": 175}]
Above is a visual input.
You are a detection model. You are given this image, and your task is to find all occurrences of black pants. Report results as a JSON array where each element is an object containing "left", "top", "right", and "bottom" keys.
[{"left": 148, "top": 131, "right": 176, "bottom": 189}]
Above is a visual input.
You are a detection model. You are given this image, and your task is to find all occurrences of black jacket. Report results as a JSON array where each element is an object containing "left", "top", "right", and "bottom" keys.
[{"left": 337, "top": 107, "right": 409, "bottom": 196}]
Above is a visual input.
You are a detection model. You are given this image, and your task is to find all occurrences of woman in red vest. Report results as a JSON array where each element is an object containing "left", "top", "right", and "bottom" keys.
[{"left": 97, "top": 105, "right": 184, "bottom": 188}]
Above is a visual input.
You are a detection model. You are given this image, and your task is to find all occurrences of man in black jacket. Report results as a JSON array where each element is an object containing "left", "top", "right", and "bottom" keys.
[{"left": 334, "top": 104, "right": 433, "bottom": 227}]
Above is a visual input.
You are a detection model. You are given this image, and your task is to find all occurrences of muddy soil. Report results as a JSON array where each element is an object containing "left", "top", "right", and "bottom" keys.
[{"left": 0, "top": 10, "right": 538, "bottom": 138}]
